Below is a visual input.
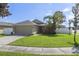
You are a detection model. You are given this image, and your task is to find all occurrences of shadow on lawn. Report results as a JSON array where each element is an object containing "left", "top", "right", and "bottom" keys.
[
  {"left": 40, "top": 34, "right": 59, "bottom": 37},
  {"left": 67, "top": 42, "right": 74, "bottom": 45}
]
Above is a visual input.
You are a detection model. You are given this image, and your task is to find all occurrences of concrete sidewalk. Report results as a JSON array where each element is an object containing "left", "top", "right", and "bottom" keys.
[
  {"left": 0, "top": 36, "right": 24, "bottom": 44},
  {"left": 0, "top": 45, "right": 73, "bottom": 54}
]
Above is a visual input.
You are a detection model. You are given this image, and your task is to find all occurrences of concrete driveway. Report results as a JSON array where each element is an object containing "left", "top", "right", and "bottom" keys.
[{"left": 0, "top": 36, "right": 24, "bottom": 45}]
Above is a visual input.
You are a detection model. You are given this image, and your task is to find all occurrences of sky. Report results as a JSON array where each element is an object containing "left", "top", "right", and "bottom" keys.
[{"left": 0, "top": 3, "right": 75, "bottom": 26}]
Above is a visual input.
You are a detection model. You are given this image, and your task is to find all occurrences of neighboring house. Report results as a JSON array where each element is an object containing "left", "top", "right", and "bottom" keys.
[
  {"left": 0, "top": 20, "right": 73, "bottom": 35},
  {"left": 56, "top": 27, "right": 72, "bottom": 34},
  {"left": 0, "top": 22, "right": 13, "bottom": 34},
  {"left": 56, "top": 25, "right": 72, "bottom": 34}
]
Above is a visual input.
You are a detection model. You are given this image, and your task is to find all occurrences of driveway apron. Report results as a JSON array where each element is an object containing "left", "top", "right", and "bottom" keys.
[{"left": 0, "top": 36, "right": 24, "bottom": 45}]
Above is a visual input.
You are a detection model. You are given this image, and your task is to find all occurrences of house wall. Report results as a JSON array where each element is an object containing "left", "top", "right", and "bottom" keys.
[
  {"left": 0, "top": 26, "right": 12, "bottom": 29},
  {"left": 56, "top": 28, "right": 72, "bottom": 34},
  {"left": 32, "top": 25, "right": 37, "bottom": 34},
  {"left": 14, "top": 25, "right": 37, "bottom": 35},
  {"left": 0, "top": 26, "right": 13, "bottom": 34}
]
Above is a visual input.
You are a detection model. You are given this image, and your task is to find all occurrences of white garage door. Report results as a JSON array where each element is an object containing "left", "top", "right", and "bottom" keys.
[
  {"left": 3, "top": 28, "right": 14, "bottom": 35},
  {"left": 0, "top": 29, "right": 3, "bottom": 34}
]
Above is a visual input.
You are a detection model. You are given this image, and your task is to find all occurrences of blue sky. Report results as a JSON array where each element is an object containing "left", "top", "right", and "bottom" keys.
[{"left": 0, "top": 3, "right": 74, "bottom": 26}]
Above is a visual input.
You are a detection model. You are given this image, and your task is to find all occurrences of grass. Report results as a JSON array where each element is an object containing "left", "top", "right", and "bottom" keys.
[
  {"left": 0, "top": 34, "right": 5, "bottom": 37},
  {"left": 0, "top": 51, "right": 79, "bottom": 56},
  {"left": 0, "top": 51, "right": 39, "bottom": 56},
  {"left": 9, "top": 34, "right": 79, "bottom": 48}
]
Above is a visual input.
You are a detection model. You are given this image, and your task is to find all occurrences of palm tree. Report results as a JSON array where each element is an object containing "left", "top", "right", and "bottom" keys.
[
  {"left": 0, "top": 3, "right": 11, "bottom": 18},
  {"left": 43, "top": 11, "right": 65, "bottom": 34},
  {"left": 52, "top": 11, "right": 65, "bottom": 34},
  {"left": 43, "top": 16, "right": 53, "bottom": 33}
]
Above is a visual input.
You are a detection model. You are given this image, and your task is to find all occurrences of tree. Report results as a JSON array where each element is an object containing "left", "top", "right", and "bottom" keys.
[
  {"left": 43, "top": 11, "right": 65, "bottom": 34},
  {"left": 43, "top": 16, "right": 53, "bottom": 33},
  {"left": 72, "top": 3, "right": 79, "bottom": 46},
  {"left": 52, "top": 11, "right": 65, "bottom": 34},
  {"left": 0, "top": 3, "right": 11, "bottom": 18},
  {"left": 68, "top": 20, "right": 72, "bottom": 35}
]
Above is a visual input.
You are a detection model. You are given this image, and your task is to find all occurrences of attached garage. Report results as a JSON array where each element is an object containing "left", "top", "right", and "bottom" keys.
[
  {"left": 14, "top": 20, "right": 37, "bottom": 35},
  {"left": 3, "top": 28, "right": 14, "bottom": 35},
  {"left": 0, "top": 22, "right": 14, "bottom": 35}
]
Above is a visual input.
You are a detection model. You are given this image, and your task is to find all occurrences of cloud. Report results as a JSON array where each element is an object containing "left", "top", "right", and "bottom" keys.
[
  {"left": 66, "top": 12, "right": 74, "bottom": 20},
  {"left": 62, "top": 8, "right": 74, "bottom": 20},
  {"left": 45, "top": 13, "right": 52, "bottom": 16},
  {"left": 63, "top": 12, "right": 74, "bottom": 27},
  {"left": 45, "top": 10, "right": 53, "bottom": 16},
  {"left": 67, "top": 14, "right": 74, "bottom": 20},
  {"left": 62, "top": 8, "right": 71, "bottom": 12}
]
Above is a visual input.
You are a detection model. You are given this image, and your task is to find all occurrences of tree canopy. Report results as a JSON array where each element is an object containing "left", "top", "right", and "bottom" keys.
[
  {"left": 0, "top": 3, "right": 11, "bottom": 18},
  {"left": 43, "top": 11, "right": 65, "bottom": 34}
]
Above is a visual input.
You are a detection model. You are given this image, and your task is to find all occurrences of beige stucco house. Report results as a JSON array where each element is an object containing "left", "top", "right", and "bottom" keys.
[
  {"left": 0, "top": 20, "right": 45, "bottom": 35},
  {"left": 14, "top": 20, "right": 38, "bottom": 35}
]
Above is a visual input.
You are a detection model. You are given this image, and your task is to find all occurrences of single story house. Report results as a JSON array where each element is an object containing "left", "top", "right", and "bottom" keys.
[
  {"left": 0, "top": 20, "right": 73, "bottom": 35},
  {"left": 0, "top": 20, "right": 45, "bottom": 35}
]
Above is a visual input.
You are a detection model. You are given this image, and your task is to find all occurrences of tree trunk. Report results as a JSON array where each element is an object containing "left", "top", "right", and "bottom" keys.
[
  {"left": 52, "top": 21, "right": 56, "bottom": 34},
  {"left": 74, "top": 18, "right": 78, "bottom": 46},
  {"left": 74, "top": 27, "right": 77, "bottom": 44},
  {"left": 69, "top": 27, "right": 71, "bottom": 35},
  {"left": 69, "top": 23, "right": 71, "bottom": 35}
]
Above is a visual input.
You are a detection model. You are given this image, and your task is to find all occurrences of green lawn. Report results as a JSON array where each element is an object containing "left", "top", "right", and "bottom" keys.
[
  {"left": 0, "top": 34, "right": 5, "bottom": 37},
  {"left": 0, "top": 51, "right": 79, "bottom": 56},
  {"left": 9, "top": 34, "right": 79, "bottom": 48},
  {"left": 0, "top": 51, "right": 39, "bottom": 56}
]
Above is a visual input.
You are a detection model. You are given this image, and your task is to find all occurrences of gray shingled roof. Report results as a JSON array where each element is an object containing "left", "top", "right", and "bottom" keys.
[
  {"left": 16, "top": 20, "right": 37, "bottom": 25},
  {"left": 0, "top": 20, "right": 45, "bottom": 26},
  {"left": 32, "top": 19, "right": 44, "bottom": 24}
]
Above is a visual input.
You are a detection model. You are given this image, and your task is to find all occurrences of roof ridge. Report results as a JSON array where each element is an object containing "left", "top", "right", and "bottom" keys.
[{"left": 16, "top": 20, "right": 37, "bottom": 25}]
